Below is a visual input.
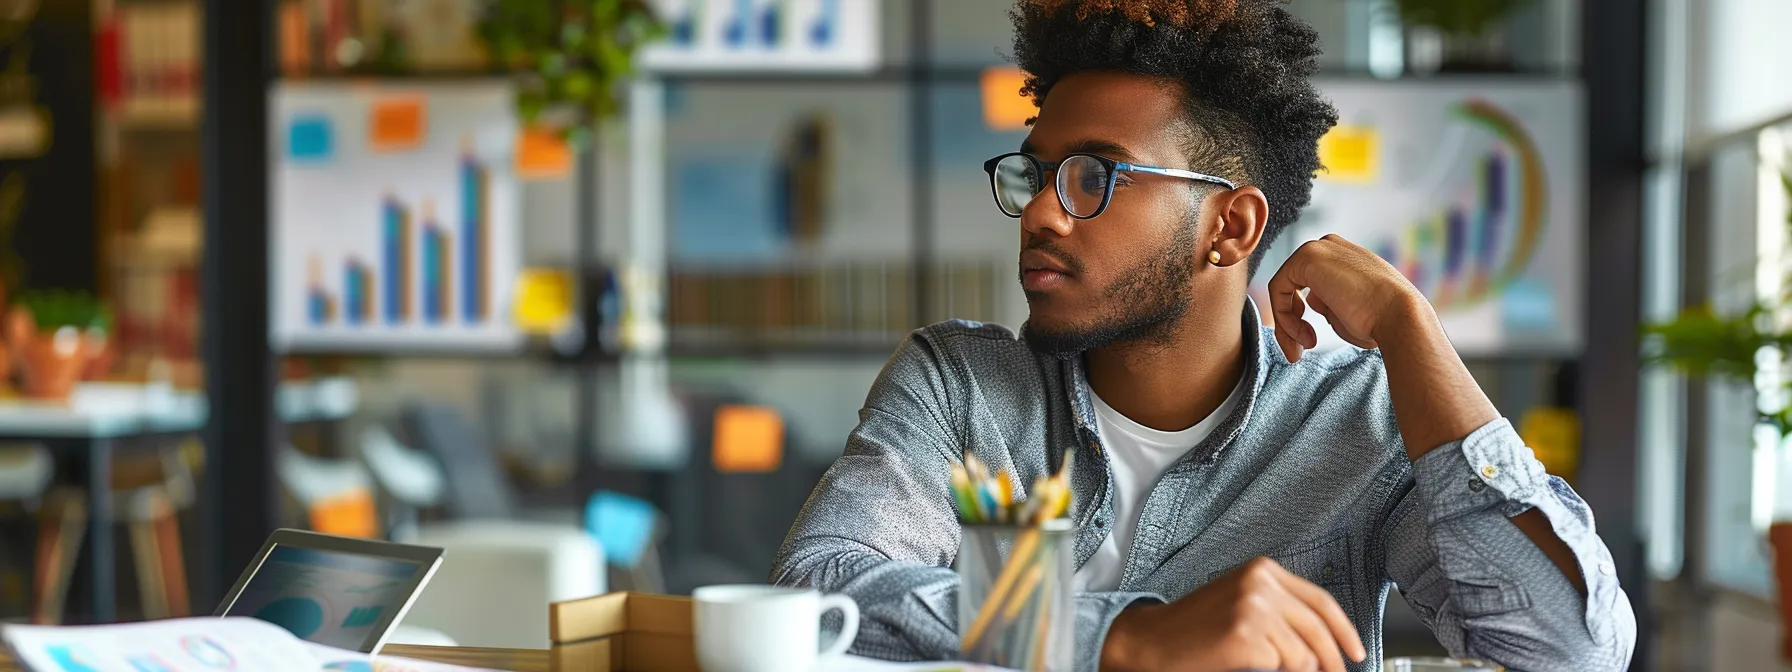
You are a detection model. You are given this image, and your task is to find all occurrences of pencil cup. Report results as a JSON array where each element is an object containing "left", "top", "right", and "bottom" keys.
[{"left": 956, "top": 520, "right": 1075, "bottom": 671}]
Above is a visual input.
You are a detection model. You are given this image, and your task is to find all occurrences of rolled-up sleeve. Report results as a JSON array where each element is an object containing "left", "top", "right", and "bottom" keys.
[{"left": 1384, "top": 418, "right": 1636, "bottom": 672}]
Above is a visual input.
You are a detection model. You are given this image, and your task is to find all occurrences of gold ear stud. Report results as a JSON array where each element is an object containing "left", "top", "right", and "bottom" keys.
[{"left": 1208, "top": 250, "right": 1223, "bottom": 265}]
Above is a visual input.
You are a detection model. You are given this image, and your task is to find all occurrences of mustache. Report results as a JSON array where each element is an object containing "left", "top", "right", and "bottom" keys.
[{"left": 1020, "top": 238, "right": 1086, "bottom": 275}]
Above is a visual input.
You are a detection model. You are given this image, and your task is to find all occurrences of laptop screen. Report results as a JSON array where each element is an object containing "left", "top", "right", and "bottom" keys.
[{"left": 222, "top": 545, "right": 423, "bottom": 650}]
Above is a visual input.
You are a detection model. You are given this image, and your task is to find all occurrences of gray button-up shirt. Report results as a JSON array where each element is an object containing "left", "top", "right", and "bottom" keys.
[{"left": 772, "top": 305, "right": 1636, "bottom": 671}]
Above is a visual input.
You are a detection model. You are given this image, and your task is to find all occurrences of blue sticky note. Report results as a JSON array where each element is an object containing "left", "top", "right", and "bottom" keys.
[
  {"left": 585, "top": 490, "right": 659, "bottom": 569},
  {"left": 288, "top": 115, "right": 334, "bottom": 161},
  {"left": 1499, "top": 278, "right": 1557, "bottom": 331}
]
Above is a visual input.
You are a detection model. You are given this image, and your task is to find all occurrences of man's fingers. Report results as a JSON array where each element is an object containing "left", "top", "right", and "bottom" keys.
[
  {"left": 1273, "top": 326, "right": 1303, "bottom": 364},
  {"left": 1276, "top": 570, "right": 1367, "bottom": 662},
  {"left": 1306, "top": 294, "right": 1374, "bottom": 350},
  {"left": 1279, "top": 597, "right": 1348, "bottom": 672},
  {"left": 1262, "top": 617, "right": 1319, "bottom": 672}
]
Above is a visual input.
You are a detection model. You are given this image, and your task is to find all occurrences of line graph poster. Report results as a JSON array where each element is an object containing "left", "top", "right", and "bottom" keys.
[
  {"left": 272, "top": 81, "right": 522, "bottom": 352},
  {"left": 1260, "top": 79, "right": 1585, "bottom": 356}
]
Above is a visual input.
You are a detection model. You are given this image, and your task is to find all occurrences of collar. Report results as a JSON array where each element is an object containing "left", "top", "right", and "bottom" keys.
[{"left": 1060, "top": 298, "right": 1271, "bottom": 465}]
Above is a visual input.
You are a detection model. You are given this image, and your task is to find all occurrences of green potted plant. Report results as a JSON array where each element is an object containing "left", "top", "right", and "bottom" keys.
[
  {"left": 475, "top": 0, "right": 666, "bottom": 146},
  {"left": 1644, "top": 167, "right": 1792, "bottom": 660},
  {"left": 9, "top": 289, "right": 112, "bottom": 399},
  {"left": 1388, "top": 0, "right": 1533, "bottom": 74}
]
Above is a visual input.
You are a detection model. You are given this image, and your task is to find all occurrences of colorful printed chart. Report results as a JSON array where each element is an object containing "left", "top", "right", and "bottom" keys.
[
  {"left": 273, "top": 81, "right": 522, "bottom": 352},
  {"left": 642, "top": 0, "right": 879, "bottom": 72},
  {"left": 1263, "top": 79, "right": 1585, "bottom": 356}
]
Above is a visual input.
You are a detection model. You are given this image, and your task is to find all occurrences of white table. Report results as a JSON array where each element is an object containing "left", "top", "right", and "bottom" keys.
[{"left": 0, "top": 378, "right": 358, "bottom": 621}]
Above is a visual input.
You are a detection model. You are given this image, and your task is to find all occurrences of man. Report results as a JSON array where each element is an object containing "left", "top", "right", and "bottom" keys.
[{"left": 772, "top": 1, "right": 1636, "bottom": 670}]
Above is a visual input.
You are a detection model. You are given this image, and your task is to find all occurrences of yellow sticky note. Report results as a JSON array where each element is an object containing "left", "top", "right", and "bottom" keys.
[
  {"left": 713, "top": 405, "right": 784, "bottom": 473},
  {"left": 1317, "top": 124, "right": 1379, "bottom": 182},
  {"left": 1519, "top": 406, "right": 1581, "bottom": 484},
  {"left": 370, "top": 96, "right": 426, "bottom": 151},
  {"left": 516, "top": 126, "right": 573, "bottom": 180},
  {"left": 980, "top": 67, "right": 1036, "bottom": 132},
  {"left": 512, "top": 267, "right": 575, "bottom": 334}
]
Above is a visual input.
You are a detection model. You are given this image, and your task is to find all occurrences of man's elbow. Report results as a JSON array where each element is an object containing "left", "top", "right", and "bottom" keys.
[{"left": 1481, "top": 596, "right": 1636, "bottom": 672}]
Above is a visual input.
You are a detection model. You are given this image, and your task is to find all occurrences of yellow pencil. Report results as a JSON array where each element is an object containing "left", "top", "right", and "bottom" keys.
[
  {"left": 1001, "top": 562, "right": 1044, "bottom": 622},
  {"left": 962, "top": 526, "right": 1040, "bottom": 647}
]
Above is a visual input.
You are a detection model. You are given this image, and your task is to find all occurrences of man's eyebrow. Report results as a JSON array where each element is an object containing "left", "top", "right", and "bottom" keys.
[
  {"left": 1017, "top": 138, "right": 1141, "bottom": 161},
  {"left": 1064, "top": 139, "right": 1138, "bottom": 162}
]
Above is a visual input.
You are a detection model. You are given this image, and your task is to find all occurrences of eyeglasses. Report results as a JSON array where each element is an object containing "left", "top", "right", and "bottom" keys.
[{"left": 982, "top": 152, "right": 1238, "bottom": 219}]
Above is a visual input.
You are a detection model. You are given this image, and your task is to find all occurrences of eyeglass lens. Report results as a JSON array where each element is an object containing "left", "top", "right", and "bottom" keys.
[{"left": 992, "top": 154, "right": 1111, "bottom": 218}]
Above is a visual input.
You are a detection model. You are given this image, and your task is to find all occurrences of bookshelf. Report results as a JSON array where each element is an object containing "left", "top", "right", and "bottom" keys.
[{"left": 95, "top": 0, "right": 204, "bottom": 373}]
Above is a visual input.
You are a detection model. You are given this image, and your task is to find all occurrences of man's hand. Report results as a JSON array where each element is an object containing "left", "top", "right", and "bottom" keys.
[
  {"left": 1100, "top": 558, "right": 1367, "bottom": 672},
  {"left": 1264, "top": 234, "right": 1427, "bottom": 364}
]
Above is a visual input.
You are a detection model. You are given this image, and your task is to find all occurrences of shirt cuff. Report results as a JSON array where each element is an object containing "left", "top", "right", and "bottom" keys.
[
  {"left": 1076, "top": 591, "right": 1163, "bottom": 672},
  {"left": 1410, "top": 417, "right": 1550, "bottom": 523}
]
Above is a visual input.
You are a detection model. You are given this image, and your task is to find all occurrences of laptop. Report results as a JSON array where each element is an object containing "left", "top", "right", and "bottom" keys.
[{"left": 215, "top": 529, "right": 443, "bottom": 654}]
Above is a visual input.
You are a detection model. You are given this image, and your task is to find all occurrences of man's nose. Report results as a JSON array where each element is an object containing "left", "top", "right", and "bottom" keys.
[{"left": 1019, "top": 181, "right": 1074, "bottom": 239}]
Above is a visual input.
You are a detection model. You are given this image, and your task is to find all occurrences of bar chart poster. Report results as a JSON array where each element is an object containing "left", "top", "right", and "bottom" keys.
[
  {"left": 641, "top": 0, "right": 879, "bottom": 73},
  {"left": 271, "top": 81, "right": 523, "bottom": 351},
  {"left": 1258, "top": 79, "right": 1585, "bottom": 356}
]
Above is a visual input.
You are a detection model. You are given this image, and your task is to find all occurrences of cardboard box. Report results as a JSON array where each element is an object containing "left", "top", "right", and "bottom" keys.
[{"left": 550, "top": 592, "right": 697, "bottom": 672}]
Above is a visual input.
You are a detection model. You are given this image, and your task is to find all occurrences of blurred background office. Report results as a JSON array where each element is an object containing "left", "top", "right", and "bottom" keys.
[{"left": 0, "top": 0, "right": 1782, "bottom": 669}]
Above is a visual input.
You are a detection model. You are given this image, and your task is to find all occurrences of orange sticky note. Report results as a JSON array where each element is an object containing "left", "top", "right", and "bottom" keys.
[
  {"left": 308, "top": 489, "right": 379, "bottom": 538},
  {"left": 516, "top": 126, "right": 573, "bottom": 179},
  {"left": 712, "top": 405, "right": 784, "bottom": 473},
  {"left": 370, "top": 96, "right": 426, "bottom": 151},
  {"left": 980, "top": 67, "right": 1036, "bottom": 131}
]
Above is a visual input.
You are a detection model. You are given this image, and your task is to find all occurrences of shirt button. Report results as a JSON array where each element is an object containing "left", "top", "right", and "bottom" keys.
[
  {"left": 1468, "top": 478, "right": 1485, "bottom": 492},
  {"left": 1480, "top": 464, "right": 1499, "bottom": 479},
  {"left": 1322, "top": 564, "right": 1335, "bottom": 580}
]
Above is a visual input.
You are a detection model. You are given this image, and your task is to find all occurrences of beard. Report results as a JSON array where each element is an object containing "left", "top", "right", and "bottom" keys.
[{"left": 1020, "top": 221, "right": 1200, "bottom": 358}]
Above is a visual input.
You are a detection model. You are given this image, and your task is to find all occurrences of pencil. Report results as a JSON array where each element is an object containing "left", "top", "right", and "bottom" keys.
[
  {"left": 1028, "top": 574, "right": 1053, "bottom": 671},
  {"left": 962, "top": 526, "right": 1040, "bottom": 647}
]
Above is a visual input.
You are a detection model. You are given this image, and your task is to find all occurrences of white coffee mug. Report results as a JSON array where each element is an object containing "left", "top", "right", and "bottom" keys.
[{"left": 693, "top": 585, "right": 860, "bottom": 672}]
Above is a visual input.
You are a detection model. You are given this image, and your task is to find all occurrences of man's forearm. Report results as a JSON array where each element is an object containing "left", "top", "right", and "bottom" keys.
[
  {"left": 1371, "top": 291, "right": 1587, "bottom": 596},
  {"left": 1369, "top": 290, "right": 1499, "bottom": 462}
]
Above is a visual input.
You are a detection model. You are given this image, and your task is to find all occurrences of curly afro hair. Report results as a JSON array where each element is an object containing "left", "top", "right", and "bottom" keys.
[{"left": 1011, "top": 0, "right": 1338, "bottom": 276}]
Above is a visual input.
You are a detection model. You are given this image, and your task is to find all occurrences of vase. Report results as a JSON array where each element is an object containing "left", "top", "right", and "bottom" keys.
[
  {"left": 1771, "top": 522, "right": 1792, "bottom": 661},
  {"left": 1404, "top": 26, "right": 1517, "bottom": 76},
  {"left": 19, "top": 326, "right": 86, "bottom": 400}
]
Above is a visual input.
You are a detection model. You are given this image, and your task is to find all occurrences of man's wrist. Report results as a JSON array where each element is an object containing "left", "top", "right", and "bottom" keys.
[
  {"left": 1369, "top": 287, "right": 1438, "bottom": 355},
  {"left": 1100, "top": 604, "right": 1155, "bottom": 672}
]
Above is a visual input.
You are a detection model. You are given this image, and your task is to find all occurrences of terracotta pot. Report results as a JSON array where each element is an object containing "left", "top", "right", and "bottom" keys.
[
  {"left": 19, "top": 326, "right": 86, "bottom": 400},
  {"left": 0, "top": 339, "right": 12, "bottom": 389},
  {"left": 1771, "top": 522, "right": 1792, "bottom": 661},
  {"left": 5, "top": 304, "right": 31, "bottom": 349},
  {"left": 80, "top": 327, "right": 114, "bottom": 381}
]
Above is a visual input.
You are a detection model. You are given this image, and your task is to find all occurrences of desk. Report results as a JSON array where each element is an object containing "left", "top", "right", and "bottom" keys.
[
  {"left": 385, "top": 644, "right": 550, "bottom": 671},
  {"left": 0, "top": 378, "right": 359, "bottom": 622},
  {"left": 0, "top": 644, "right": 547, "bottom": 672}
]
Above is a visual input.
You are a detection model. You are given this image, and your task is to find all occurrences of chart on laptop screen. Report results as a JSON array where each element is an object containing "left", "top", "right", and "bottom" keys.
[{"left": 228, "top": 546, "right": 419, "bottom": 650}]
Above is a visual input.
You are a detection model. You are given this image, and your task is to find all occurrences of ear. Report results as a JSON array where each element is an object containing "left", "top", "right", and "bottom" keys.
[{"left": 1207, "top": 186, "right": 1269, "bottom": 267}]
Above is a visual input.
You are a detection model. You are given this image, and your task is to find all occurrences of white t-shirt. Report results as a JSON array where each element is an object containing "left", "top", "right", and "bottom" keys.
[{"left": 1074, "top": 377, "right": 1244, "bottom": 592}]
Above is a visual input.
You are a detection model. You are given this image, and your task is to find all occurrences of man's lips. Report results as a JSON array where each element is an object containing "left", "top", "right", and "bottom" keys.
[
  {"left": 1022, "top": 268, "right": 1071, "bottom": 292},
  {"left": 1020, "top": 249, "right": 1075, "bottom": 275},
  {"left": 1020, "top": 250, "right": 1076, "bottom": 292}
]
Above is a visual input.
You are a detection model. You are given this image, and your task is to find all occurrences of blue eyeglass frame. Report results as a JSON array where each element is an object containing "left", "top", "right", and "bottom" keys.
[{"left": 982, "top": 151, "right": 1239, "bottom": 220}]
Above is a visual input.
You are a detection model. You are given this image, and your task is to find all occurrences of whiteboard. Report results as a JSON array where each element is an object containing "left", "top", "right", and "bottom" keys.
[{"left": 270, "top": 80, "right": 524, "bottom": 352}]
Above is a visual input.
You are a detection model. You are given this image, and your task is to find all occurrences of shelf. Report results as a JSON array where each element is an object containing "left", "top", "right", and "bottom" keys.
[{"left": 113, "top": 99, "right": 200, "bottom": 130}]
